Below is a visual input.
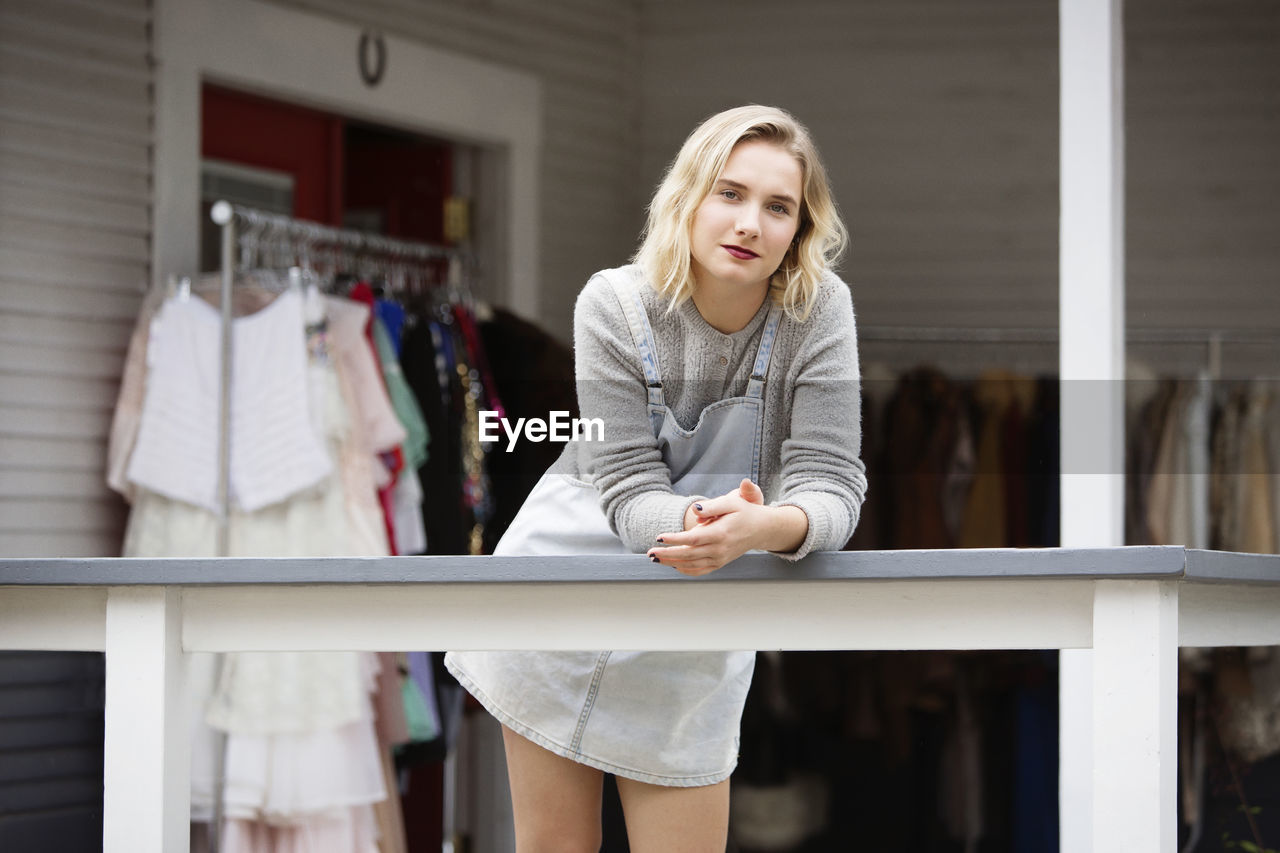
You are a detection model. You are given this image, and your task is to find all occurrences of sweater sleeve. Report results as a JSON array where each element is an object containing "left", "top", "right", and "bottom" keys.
[
  {"left": 572, "top": 274, "right": 701, "bottom": 552},
  {"left": 769, "top": 278, "right": 868, "bottom": 560}
]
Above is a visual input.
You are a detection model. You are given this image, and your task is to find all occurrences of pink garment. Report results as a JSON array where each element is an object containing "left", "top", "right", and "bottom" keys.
[
  {"left": 330, "top": 339, "right": 392, "bottom": 557},
  {"left": 221, "top": 806, "right": 379, "bottom": 853},
  {"left": 325, "top": 297, "right": 406, "bottom": 455},
  {"left": 340, "top": 284, "right": 404, "bottom": 555},
  {"left": 107, "top": 287, "right": 166, "bottom": 501}
]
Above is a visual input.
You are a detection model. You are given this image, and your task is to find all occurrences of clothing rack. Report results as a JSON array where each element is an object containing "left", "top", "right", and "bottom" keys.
[
  {"left": 204, "top": 202, "right": 470, "bottom": 852},
  {"left": 207, "top": 201, "right": 468, "bottom": 555}
]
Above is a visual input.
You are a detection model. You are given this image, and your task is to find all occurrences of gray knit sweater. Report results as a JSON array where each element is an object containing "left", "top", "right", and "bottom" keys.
[{"left": 550, "top": 264, "right": 867, "bottom": 560}]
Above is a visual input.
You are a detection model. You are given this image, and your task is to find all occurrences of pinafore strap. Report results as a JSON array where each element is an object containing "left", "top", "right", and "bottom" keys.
[{"left": 600, "top": 270, "right": 784, "bottom": 405}]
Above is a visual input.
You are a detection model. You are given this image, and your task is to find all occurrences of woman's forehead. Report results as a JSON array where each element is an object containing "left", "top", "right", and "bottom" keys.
[{"left": 716, "top": 140, "right": 803, "bottom": 194}]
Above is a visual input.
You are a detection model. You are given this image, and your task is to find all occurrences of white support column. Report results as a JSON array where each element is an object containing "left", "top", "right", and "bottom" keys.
[
  {"left": 1091, "top": 581, "right": 1178, "bottom": 852},
  {"left": 103, "top": 588, "right": 189, "bottom": 853},
  {"left": 1059, "top": 0, "right": 1126, "bottom": 547},
  {"left": 1059, "top": 1, "right": 1126, "bottom": 850}
]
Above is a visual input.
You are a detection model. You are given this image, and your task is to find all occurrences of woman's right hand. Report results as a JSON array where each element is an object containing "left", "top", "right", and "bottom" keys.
[{"left": 647, "top": 479, "right": 808, "bottom": 575}]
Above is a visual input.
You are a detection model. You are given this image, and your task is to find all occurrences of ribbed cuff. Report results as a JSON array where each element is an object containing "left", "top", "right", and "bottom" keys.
[
  {"left": 619, "top": 492, "right": 705, "bottom": 553},
  {"left": 768, "top": 496, "right": 835, "bottom": 561}
]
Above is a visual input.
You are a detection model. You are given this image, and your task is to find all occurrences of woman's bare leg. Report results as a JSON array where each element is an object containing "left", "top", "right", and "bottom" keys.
[
  {"left": 614, "top": 776, "right": 730, "bottom": 853},
  {"left": 501, "top": 725, "right": 605, "bottom": 853}
]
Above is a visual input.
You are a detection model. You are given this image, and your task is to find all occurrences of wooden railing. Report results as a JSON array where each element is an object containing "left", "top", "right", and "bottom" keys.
[{"left": 2, "top": 546, "right": 1279, "bottom": 852}]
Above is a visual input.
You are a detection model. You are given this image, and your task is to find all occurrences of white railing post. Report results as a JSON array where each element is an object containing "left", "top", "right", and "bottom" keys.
[
  {"left": 1091, "top": 580, "right": 1178, "bottom": 852},
  {"left": 1059, "top": 0, "right": 1127, "bottom": 848},
  {"left": 103, "top": 587, "right": 189, "bottom": 853}
]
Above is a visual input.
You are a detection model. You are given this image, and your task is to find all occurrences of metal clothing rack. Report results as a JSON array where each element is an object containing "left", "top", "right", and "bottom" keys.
[
  {"left": 207, "top": 200, "right": 468, "bottom": 555},
  {"left": 203, "top": 201, "right": 468, "bottom": 853}
]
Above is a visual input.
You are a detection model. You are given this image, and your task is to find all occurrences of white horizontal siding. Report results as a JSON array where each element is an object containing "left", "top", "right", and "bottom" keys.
[
  {"left": 1127, "top": 0, "right": 1280, "bottom": 336},
  {"left": 0, "top": 407, "right": 114, "bottom": 442},
  {"left": 641, "top": 0, "right": 1278, "bottom": 372},
  {"left": 0, "top": 0, "right": 149, "bottom": 558},
  {"left": 641, "top": 0, "right": 1062, "bottom": 336},
  {"left": 263, "top": 0, "right": 642, "bottom": 342}
]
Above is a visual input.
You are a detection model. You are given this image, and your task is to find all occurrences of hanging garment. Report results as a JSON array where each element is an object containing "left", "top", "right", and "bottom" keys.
[
  {"left": 1210, "top": 386, "right": 1246, "bottom": 550},
  {"left": 390, "top": 468, "right": 427, "bottom": 556},
  {"left": 373, "top": 315, "right": 429, "bottom": 472},
  {"left": 445, "top": 270, "right": 785, "bottom": 786},
  {"left": 1268, "top": 391, "right": 1280, "bottom": 546},
  {"left": 221, "top": 712, "right": 387, "bottom": 823},
  {"left": 1128, "top": 378, "right": 1179, "bottom": 545},
  {"left": 126, "top": 289, "right": 333, "bottom": 512},
  {"left": 326, "top": 296, "right": 408, "bottom": 457},
  {"left": 401, "top": 317, "right": 470, "bottom": 556},
  {"left": 1026, "top": 377, "right": 1060, "bottom": 548},
  {"left": 221, "top": 806, "right": 380, "bottom": 853},
  {"left": 1184, "top": 374, "right": 1214, "bottom": 549},
  {"left": 1146, "top": 382, "right": 1192, "bottom": 546},
  {"left": 107, "top": 286, "right": 166, "bottom": 502},
  {"left": 881, "top": 367, "right": 965, "bottom": 549},
  {"left": 1236, "top": 382, "right": 1276, "bottom": 554},
  {"left": 958, "top": 371, "right": 1014, "bottom": 548},
  {"left": 117, "top": 291, "right": 393, "bottom": 838}
]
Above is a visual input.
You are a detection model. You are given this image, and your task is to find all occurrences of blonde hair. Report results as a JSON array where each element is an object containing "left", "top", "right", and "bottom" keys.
[{"left": 633, "top": 105, "right": 847, "bottom": 321}]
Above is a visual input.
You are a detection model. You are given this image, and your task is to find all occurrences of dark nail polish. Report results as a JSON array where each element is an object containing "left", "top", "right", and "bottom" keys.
[
  {"left": 694, "top": 503, "right": 703, "bottom": 512},
  {"left": 650, "top": 555, "right": 660, "bottom": 562},
  {"left": 656, "top": 537, "right": 664, "bottom": 544}
]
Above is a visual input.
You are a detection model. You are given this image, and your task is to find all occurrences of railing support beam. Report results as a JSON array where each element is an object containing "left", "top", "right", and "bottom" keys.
[
  {"left": 104, "top": 587, "right": 189, "bottom": 853},
  {"left": 1091, "top": 580, "right": 1178, "bottom": 852}
]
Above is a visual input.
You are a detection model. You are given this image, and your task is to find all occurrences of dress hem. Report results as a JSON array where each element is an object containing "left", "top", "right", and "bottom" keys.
[{"left": 444, "top": 653, "right": 736, "bottom": 788}]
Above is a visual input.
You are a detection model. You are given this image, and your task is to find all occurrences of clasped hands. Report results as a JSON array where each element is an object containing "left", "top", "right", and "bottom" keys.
[{"left": 646, "top": 478, "right": 808, "bottom": 576}]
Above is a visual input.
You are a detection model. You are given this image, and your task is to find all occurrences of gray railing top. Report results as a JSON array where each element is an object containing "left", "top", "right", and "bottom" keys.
[{"left": 0, "top": 547, "right": 1276, "bottom": 586}]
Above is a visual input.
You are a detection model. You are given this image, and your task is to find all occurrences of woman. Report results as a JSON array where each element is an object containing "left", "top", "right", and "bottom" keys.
[{"left": 446, "top": 105, "right": 866, "bottom": 851}]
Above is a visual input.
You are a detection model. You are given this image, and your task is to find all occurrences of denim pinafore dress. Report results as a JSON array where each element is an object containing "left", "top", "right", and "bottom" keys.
[{"left": 445, "top": 271, "right": 782, "bottom": 787}]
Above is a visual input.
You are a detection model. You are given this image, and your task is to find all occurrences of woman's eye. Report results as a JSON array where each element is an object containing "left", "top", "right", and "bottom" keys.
[
  {"left": 720, "top": 190, "right": 739, "bottom": 200},
  {"left": 768, "top": 203, "right": 790, "bottom": 215}
]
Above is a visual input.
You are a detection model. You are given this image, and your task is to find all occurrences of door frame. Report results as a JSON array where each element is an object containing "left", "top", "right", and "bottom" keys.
[{"left": 153, "top": 0, "right": 542, "bottom": 317}]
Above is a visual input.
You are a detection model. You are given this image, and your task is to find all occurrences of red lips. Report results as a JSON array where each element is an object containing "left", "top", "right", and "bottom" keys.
[{"left": 722, "top": 244, "right": 758, "bottom": 260}]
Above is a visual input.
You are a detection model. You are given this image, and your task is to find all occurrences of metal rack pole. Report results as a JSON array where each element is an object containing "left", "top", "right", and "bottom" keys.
[
  {"left": 211, "top": 201, "right": 235, "bottom": 557},
  {"left": 207, "top": 200, "right": 236, "bottom": 853}
]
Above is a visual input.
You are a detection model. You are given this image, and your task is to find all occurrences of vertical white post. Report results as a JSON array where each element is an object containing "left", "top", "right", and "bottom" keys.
[
  {"left": 1059, "top": 1, "right": 1126, "bottom": 850},
  {"left": 1092, "top": 581, "right": 1178, "bottom": 852},
  {"left": 104, "top": 588, "right": 189, "bottom": 853}
]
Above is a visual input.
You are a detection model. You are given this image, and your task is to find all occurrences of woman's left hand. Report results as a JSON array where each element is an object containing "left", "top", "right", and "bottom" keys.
[{"left": 646, "top": 479, "right": 808, "bottom": 576}]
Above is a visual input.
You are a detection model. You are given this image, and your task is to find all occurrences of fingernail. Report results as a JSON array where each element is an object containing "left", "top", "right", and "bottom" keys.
[
  {"left": 656, "top": 537, "right": 664, "bottom": 544},
  {"left": 650, "top": 555, "right": 660, "bottom": 563},
  {"left": 694, "top": 503, "right": 703, "bottom": 512}
]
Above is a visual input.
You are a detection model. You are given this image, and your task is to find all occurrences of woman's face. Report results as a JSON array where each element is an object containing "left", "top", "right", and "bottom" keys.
[{"left": 689, "top": 140, "right": 804, "bottom": 296}]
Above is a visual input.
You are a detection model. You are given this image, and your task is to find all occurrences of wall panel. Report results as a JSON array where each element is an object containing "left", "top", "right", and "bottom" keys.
[
  {"left": 641, "top": 0, "right": 1279, "bottom": 376},
  {"left": 0, "top": 0, "right": 149, "bottom": 560},
  {"left": 264, "top": 0, "right": 642, "bottom": 342}
]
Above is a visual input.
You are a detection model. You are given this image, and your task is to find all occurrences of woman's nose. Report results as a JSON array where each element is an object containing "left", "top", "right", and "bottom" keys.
[{"left": 735, "top": 209, "right": 759, "bottom": 236}]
